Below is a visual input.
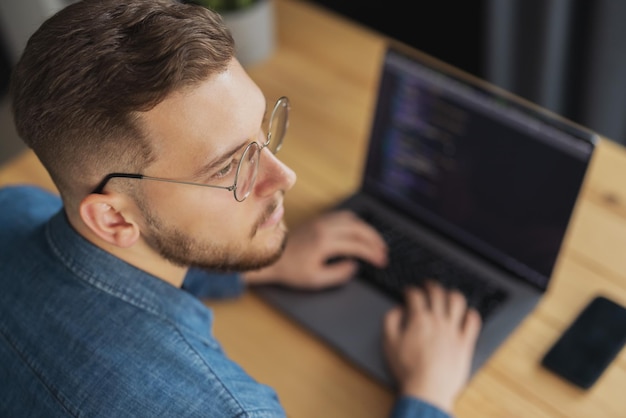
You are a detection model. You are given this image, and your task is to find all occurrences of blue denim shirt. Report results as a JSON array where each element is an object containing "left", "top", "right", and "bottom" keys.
[{"left": 0, "top": 185, "right": 449, "bottom": 418}]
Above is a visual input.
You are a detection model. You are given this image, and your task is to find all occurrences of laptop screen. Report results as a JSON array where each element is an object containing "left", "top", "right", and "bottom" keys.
[{"left": 362, "top": 45, "right": 596, "bottom": 291}]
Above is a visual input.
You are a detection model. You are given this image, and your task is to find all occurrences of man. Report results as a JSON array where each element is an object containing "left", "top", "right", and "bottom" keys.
[{"left": 0, "top": 0, "right": 481, "bottom": 417}]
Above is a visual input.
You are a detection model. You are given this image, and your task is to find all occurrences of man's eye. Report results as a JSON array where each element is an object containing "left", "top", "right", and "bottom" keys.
[{"left": 213, "top": 159, "right": 238, "bottom": 180}]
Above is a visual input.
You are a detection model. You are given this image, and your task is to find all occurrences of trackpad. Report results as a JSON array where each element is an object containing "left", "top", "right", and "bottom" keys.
[{"left": 254, "top": 279, "right": 397, "bottom": 386}]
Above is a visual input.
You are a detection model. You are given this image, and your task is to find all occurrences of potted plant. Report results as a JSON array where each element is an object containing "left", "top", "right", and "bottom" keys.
[{"left": 184, "top": 0, "right": 276, "bottom": 67}]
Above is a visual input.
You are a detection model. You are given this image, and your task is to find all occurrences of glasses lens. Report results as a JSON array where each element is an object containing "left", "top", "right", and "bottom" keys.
[
  {"left": 268, "top": 97, "right": 289, "bottom": 154},
  {"left": 234, "top": 142, "right": 260, "bottom": 201}
]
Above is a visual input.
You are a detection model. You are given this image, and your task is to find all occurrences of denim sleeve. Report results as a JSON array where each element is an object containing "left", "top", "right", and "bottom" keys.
[
  {"left": 390, "top": 396, "right": 452, "bottom": 418},
  {"left": 182, "top": 268, "right": 245, "bottom": 299}
]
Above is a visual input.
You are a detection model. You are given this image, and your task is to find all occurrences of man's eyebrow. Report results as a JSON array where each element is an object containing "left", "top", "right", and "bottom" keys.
[
  {"left": 193, "top": 139, "right": 250, "bottom": 179},
  {"left": 193, "top": 100, "right": 268, "bottom": 179}
]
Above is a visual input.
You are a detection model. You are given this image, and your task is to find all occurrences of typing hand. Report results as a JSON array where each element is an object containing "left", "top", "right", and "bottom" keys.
[
  {"left": 383, "top": 281, "right": 482, "bottom": 413},
  {"left": 243, "top": 210, "right": 387, "bottom": 289}
]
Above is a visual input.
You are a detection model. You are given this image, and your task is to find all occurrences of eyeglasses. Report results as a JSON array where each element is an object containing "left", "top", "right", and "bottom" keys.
[{"left": 92, "top": 96, "right": 290, "bottom": 202}]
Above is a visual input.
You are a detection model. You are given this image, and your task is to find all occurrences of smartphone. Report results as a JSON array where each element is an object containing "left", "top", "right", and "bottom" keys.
[{"left": 541, "top": 295, "right": 626, "bottom": 389}]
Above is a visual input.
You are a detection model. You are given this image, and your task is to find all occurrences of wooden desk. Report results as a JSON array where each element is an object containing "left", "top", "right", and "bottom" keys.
[{"left": 2, "top": 1, "right": 626, "bottom": 416}]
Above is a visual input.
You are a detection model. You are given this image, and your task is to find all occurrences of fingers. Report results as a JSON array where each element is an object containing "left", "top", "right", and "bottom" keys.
[
  {"left": 447, "top": 289, "right": 468, "bottom": 320},
  {"left": 319, "top": 210, "right": 388, "bottom": 267},
  {"left": 404, "top": 286, "right": 429, "bottom": 319},
  {"left": 383, "top": 306, "right": 404, "bottom": 350},
  {"left": 443, "top": 286, "right": 481, "bottom": 347},
  {"left": 271, "top": 209, "right": 388, "bottom": 289},
  {"left": 461, "top": 307, "right": 482, "bottom": 344},
  {"left": 405, "top": 282, "right": 454, "bottom": 319},
  {"left": 305, "top": 259, "right": 359, "bottom": 289},
  {"left": 404, "top": 282, "right": 482, "bottom": 336}
]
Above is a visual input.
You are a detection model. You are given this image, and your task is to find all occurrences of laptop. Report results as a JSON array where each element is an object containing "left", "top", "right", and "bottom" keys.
[{"left": 255, "top": 41, "right": 597, "bottom": 388}]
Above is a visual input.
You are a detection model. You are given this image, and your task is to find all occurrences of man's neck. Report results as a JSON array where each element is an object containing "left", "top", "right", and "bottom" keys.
[{"left": 68, "top": 214, "right": 188, "bottom": 288}]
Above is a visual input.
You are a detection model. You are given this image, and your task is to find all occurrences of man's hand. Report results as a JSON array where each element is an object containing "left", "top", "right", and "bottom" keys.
[
  {"left": 384, "top": 282, "right": 482, "bottom": 414},
  {"left": 243, "top": 210, "right": 387, "bottom": 289}
]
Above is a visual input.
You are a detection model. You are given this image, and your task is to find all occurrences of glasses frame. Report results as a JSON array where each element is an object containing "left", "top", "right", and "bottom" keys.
[{"left": 91, "top": 96, "right": 290, "bottom": 202}]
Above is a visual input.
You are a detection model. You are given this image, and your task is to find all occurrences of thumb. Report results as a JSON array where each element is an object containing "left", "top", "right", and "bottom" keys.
[{"left": 316, "top": 260, "right": 359, "bottom": 283}]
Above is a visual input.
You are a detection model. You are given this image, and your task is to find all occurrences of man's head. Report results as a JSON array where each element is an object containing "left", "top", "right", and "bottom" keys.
[
  {"left": 11, "top": 0, "right": 234, "bottom": 206},
  {"left": 10, "top": 0, "right": 296, "bottom": 279}
]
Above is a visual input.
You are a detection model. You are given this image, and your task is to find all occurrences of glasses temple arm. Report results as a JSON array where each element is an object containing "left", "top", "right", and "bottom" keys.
[{"left": 92, "top": 173, "right": 144, "bottom": 194}]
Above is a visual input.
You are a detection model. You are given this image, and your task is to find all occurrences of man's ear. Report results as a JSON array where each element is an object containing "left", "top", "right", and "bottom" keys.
[{"left": 79, "top": 193, "right": 141, "bottom": 248}]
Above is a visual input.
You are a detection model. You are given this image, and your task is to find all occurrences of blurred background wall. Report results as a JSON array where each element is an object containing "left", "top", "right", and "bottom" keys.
[
  {"left": 1, "top": 0, "right": 626, "bottom": 165},
  {"left": 309, "top": 0, "right": 626, "bottom": 146},
  {"left": 0, "top": 0, "right": 75, "bottom": 164}
]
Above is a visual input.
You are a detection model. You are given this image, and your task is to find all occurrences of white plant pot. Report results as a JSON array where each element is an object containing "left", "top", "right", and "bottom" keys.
[{"left": 221, "top": 0, "right": 276, "bottom": 67}]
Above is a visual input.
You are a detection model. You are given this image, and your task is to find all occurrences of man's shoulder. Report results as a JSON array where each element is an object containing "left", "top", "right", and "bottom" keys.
[
  {"left": 1, "top": 298, "right": 286, "bottom": 417},
  {"left": 0, "top": 185, "right": 61, "bottom": 236},
  {"left": 0, "top": 183, "right": 60, "bottom": 202}
]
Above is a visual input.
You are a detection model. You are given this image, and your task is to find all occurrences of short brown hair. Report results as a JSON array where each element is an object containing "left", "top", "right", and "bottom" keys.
[{"left": 10, "top": 0, "right": 234, "bottom": 204}]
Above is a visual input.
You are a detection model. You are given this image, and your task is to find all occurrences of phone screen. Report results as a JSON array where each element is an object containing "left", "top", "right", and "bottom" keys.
[{"left": 541, "top": 295, "right": 626, "bottom": 389}]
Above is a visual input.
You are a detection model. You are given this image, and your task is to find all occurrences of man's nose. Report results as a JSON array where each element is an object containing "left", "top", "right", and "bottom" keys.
[{"left": 254, "top": 148, "right": 297, "bottom": 197}]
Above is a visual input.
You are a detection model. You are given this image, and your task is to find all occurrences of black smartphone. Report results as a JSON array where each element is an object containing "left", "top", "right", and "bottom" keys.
[{"left": 541, "top": 295, "right": 626, "bottom": 389}]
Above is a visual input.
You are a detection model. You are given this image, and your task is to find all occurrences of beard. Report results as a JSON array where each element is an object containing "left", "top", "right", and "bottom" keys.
[{"left": 137, "top": 199, "right": 287, "bottom": 272}]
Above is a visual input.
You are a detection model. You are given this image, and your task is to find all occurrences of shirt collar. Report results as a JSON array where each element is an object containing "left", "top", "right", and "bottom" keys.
[{"left": 45, "top": 209, "right": 213, "bottom": 334}]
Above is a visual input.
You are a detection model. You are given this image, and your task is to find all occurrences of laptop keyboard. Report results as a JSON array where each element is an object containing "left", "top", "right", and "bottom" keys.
[{"left": 357, "top": 211, "right": 509, "bottom": 320}]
